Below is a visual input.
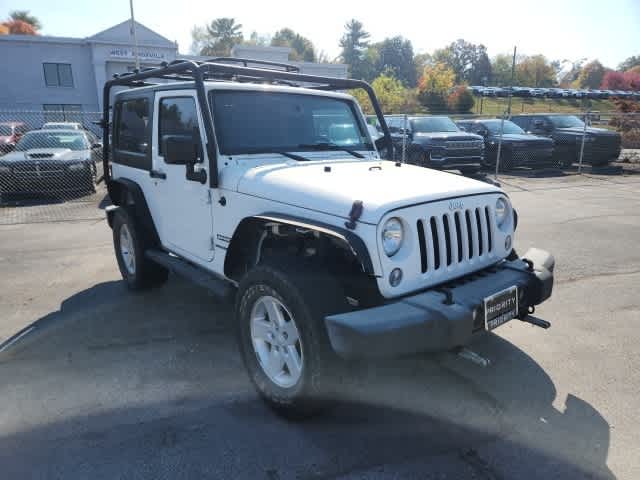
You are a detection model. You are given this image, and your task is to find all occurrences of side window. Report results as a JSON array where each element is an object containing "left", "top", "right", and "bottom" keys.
[
  {"left": 115, "top": 98, "right": 149, "bottom": 154},
  {"left": 158, "top": 97, "right": 199, "bottom": 155},
  {"left": 511, "top": 117, "right": 529, "bottom": 131}
]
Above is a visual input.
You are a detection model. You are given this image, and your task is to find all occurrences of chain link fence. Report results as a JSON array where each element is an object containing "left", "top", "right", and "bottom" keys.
[
  {"left": 1, "top": 105, "right": 638, "bottom": 225},
  {"left": 0, "top": 110, "right": 107, "bottom": 225},
  {"left": 368, "top": 109, "right": 639, "bottom": 179}
]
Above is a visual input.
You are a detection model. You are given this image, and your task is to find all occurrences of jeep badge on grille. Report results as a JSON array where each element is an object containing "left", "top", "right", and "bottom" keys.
[{"left": 449, "top": 200, "right": 464, "bottom": 211}]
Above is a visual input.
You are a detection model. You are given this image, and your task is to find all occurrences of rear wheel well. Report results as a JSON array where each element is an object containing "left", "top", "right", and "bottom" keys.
[{"left": 224, "top": 218, "right": 382, "bottom": 308}]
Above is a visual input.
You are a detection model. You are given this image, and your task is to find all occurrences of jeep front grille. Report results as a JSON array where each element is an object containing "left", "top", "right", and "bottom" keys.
[{"left": 416, "top": 205, "right": 494, "bottom": 274}]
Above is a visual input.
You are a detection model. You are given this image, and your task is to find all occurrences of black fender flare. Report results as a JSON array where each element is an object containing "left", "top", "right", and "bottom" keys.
[
  {"left": 225, "top": 213, "right": 375, "bottom": 277},
  {"left": 106, "top": 178, "right": 161, "bottom": 247}
]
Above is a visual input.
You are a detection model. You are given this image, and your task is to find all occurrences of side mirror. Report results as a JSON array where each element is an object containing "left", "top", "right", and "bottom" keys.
[
  {"left": 163, "top": 135, "right": 199, "bottom": 165},
  {"left": 92, "top": 142, "right": 103, "bottom": 150},
  {"left": 478, "top": 128, "right": 489, "bottom": 137}
]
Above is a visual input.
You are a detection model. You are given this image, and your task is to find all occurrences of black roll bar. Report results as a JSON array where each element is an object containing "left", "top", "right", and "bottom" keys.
[{"left": 101, "top": 60, "right": 392, "bottom": 192}]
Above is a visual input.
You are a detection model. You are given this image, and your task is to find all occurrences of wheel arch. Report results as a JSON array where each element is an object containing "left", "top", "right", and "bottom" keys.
[
  {"left": 223, "top": 213, "right": 375, "bottom": 281},
  {"left": 106, "top": 178, "right": 160, "bottom": 247}
]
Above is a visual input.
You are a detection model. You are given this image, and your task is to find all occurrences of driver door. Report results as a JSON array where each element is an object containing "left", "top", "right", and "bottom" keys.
[{"left": 151, "top": 91, "right": 215, "bottom": 263}]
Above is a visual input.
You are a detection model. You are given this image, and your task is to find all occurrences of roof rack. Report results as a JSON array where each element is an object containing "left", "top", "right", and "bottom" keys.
[{"left": 101, "top": 59, "right": 391, "bottom": 189}]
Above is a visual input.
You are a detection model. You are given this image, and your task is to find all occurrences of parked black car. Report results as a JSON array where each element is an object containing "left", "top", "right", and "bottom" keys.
[
  {"left": 457, "top": 119, "right": 554, "bottom": 170},
  {"left": 385, "top": 116, "right": 484, "bottom": 175},
  {"left": 510, "top": 114, "right": 621, "bottom": 166}
]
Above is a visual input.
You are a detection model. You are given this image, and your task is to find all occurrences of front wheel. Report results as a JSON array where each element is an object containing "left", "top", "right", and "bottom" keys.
[{"left": 236, "top": 261, "right": 347, "bottom": 418}]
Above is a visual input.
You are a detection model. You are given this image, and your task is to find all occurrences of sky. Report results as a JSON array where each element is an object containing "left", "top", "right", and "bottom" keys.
[{"left": 2, "top": 0, "right": 639, "bottom": 69}]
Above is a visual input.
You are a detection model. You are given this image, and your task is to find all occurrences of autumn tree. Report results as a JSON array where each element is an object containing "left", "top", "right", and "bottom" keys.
[
  {"left": 417, "top": 63, "right": 455, "bottom": 113},
  {"left": 2, "top": 19, "right": 38, "bottom": 35},
  {"left": 447, "top": 86, "right": 475, "bottom": 113},
  {"left": 339, "top": 19, "right": 370, "bottom": 79},
  {"left": 575, "top": 60, "right": 606, "bottom": 89},
  {"left": 271, "top": 28, "right": 316, "bottom": 62},
  {"left": 350, "top": 74, "right": 418, "bottom": 114},
  {"left": 515, "top": 55, "right": 557, "bottom": 87},
  {"left": 601, "top": 71, "right": 627, "bottom": 90}
]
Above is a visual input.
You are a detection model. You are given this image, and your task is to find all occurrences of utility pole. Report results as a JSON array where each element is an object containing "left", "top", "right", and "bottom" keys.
[{"left": 129, "top": 0, "right": 140, "bottom": 70}]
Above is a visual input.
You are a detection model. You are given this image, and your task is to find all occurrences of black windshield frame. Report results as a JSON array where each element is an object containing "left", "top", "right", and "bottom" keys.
[{"left": 209, "top": 90, "right": 373, "bottom": 156}]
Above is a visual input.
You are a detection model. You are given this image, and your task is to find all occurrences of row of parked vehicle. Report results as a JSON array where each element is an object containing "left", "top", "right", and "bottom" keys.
[
  {"left": 469, "top": 86, "right": 640, "bottom": 100},
  {"left": 370, "top": 113, "right": 621, "bottom": 175},
  {"left": 0, "top": 122, "right": 103, "bottom": 197}
]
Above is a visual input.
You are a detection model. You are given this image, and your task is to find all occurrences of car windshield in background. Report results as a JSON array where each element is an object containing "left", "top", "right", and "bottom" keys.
[
  {"left": 0, "top": 126, "right": 13, "bottom": 136},
  {"left": 549, "top": 115, "right": 585, "bottom": 128},
  {"left": 210, "top": 91, "right": 372, "bottom": 156},
  {"left": 484, "top": 120, "right": 525, "bottom": 135},
  {"left": 15, "top": 132, "right": 88, "bottom": 151},
  {"left": 411, "top": 117, "right": 459, "bottom": 133}
]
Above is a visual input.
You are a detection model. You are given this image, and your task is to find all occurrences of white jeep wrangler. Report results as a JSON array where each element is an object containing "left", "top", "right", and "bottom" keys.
[{"left": 102, "top": 59, "right": 555, "bottom": 416}]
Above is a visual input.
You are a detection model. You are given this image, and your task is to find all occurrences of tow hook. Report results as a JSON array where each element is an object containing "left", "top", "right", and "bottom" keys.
[
  {"left": 454, "top": 347, "right": 491, "bottom": 367},
  {"left": 520, "top": 313, "right": 551, "bottom": 329}
]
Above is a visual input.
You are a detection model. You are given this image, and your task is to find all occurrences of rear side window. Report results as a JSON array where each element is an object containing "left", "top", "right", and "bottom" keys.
[
  {"left": 158, "top": 97, "right": 199, "bottom": 155},
  {"left": 115, "top": 98, "right": 149, "bottom": 154}
]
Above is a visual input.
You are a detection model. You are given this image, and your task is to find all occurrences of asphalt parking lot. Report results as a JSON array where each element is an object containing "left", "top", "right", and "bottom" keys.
[{"left": 0, "top": 169, "right": 639, "bottom": 479}]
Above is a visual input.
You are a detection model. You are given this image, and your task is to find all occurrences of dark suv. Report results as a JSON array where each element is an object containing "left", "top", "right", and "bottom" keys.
[
  {"left": 510, "top": 114, "right": 621, "bottom": 167},
  {"left": 386, "top": 116, "right": 484, "bottom": 175},
  {"left": 457, "top": 119, "right": 554, "bottom": 170}
]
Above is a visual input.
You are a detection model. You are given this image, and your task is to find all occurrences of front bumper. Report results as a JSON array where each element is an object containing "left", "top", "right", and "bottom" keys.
[
  {"left": 325, "top": 248, "right": 554, "bottom": 359},
  {"left": 429, "top": 155, "right": 483, "bottom": 169}
]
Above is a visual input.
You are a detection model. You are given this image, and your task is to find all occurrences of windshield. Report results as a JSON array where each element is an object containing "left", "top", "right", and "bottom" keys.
[
  {"left": 0, "top": 125, "right": 13, "bottom": 136},
  {"left": 549, "top": 115, "right": 585, "bottom": 128},
  {"left": 15, "top": 131, "right": 88, "bottom": 151},
  {"left": 210, "top": 91, "right": 372, "bottom": 156},
  {"left": 410, "top": 117, "right": 459, "bottom": 133},
  {"left": 484, "top": 120, "right": 525, "bottom": 135}
]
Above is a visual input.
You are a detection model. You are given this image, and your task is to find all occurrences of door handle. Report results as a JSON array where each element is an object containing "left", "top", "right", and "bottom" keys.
[{"left": 149, "top": 169, "right": 166, "bottom": 180}]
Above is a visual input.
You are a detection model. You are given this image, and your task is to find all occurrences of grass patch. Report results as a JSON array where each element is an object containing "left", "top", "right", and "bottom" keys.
[{"left": 472, "top": 97, "right": 618, "bottom": 116}]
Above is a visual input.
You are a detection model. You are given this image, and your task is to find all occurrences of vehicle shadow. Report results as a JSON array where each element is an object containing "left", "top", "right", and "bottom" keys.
[{"left": 0, "top": 278, "right": 616, "bottom": 479}]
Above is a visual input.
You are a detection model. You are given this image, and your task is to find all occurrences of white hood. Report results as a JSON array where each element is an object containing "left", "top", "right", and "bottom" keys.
[{"left": 237, "top": 160, "right": 501, "bottom": 224}]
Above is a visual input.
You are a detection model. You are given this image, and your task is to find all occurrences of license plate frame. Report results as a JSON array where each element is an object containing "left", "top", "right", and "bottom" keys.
[{"left": 484, "top": 286, "right": 519, "bottom": 331}]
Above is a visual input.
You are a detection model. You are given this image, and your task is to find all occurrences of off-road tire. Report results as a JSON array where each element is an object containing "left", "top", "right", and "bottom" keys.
[
  {"left": 112, "top": 208, "right": 168, "bottom": 290},
  {"left": 236, "top": 259, "right": 348, "bottom": 419}
]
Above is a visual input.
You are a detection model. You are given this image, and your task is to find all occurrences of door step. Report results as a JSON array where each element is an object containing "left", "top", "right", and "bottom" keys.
[{"left": 145, "top": 249, "right": 234, "bottom": 300}]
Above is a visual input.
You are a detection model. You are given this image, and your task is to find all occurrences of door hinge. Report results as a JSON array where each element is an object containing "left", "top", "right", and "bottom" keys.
[
  {"left": 209, "top": 236, "right": 215, "bottom": 251},
  {"left": 206, "top": 190, "right": 212, "bottom": 204}
]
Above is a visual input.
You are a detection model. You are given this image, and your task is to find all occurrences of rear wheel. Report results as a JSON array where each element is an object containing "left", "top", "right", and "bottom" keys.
[
  {"left": 112, "top": 208, "right": 168, "bottom": 290},
  {"left": 236, "top": 260, "right": 348, "bottom": 418}
]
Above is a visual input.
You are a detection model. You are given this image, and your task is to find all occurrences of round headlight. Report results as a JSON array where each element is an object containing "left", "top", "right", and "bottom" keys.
[
  {"left": 381, "top": 217, "right": 404, "bottom": 257},
  {"left": 495, "top": 197, "right": 511, "bottom": 228}
]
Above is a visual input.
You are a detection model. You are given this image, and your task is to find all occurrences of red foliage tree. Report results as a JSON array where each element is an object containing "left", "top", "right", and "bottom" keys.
[
  {"left": 623, "top": 71, "right": 640, "bottom": 91},
  {"left": 3, "top": 19, "right": 38, "bottom": 35}
]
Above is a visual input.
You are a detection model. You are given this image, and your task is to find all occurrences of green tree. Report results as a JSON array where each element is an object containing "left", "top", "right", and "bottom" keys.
[
  {"left": 491, "top": 54, "right": 513, "bottom": 86},
  {"left": 350, "top": 74, "right": 417, "bottom": 114},
  {"left": 339, "top": 19, "right": 370, "bottom": 79},
  {"left": 271, "top": 28, "right": 316, "bottom": 62},
  {"left": 515, "top": 55, "right": 557, "bottom": 87},
  {"left": 197, "top": 17, "right": 243, "bottom": 56},
  {"left": 8, "top": 10, "right": 41, "bottom": 31},
  {"left": 618, "top": 55, "right": 640, "bottom": 72},
  {"left": 433, "top": 39, "right": 491, "bottom": 85},
  {"left": 375, "top": 36, "right": 417, "bottom": 87},
  {"left": 575, "top": 60, "right": 606, "bottom": 89}
]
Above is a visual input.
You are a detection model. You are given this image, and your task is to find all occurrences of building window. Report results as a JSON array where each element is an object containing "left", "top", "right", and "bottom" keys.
[
  {"left": 114, "top": 98, "right": 150, "bottom": 155},
  {"left": 43, "top": 104, "right": 83, "bottom": 123},
  {"left": 43, "top": 63, "right": 74, "bottom": 87}
]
